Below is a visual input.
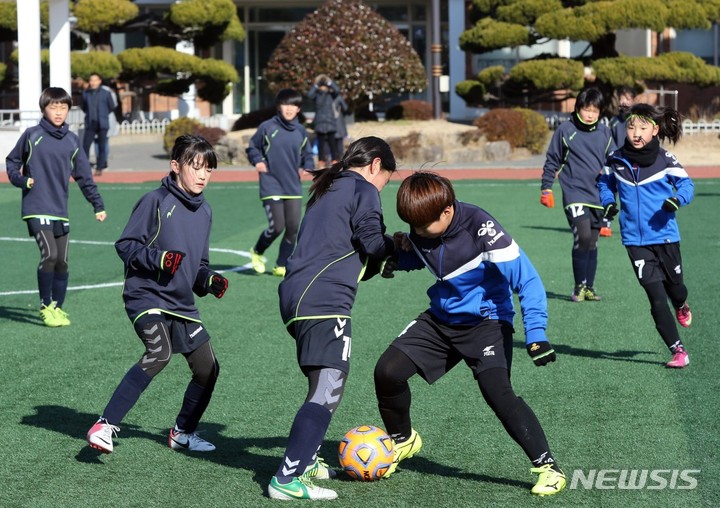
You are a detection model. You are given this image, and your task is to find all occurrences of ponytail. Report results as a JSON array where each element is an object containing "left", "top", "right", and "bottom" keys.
[
  {"left": 628, "top": 103, "right": 682, "bottom": 145},
  {"left": 306, "top": 136, "right": 396, "bottom": 207}
]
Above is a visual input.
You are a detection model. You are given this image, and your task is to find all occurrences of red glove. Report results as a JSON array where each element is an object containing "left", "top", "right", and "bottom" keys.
[
  {"left": 208, "top": 272, "right": 229, "bottom": 298},
  {"left": 161, "top": 250, "right": 185, "bottom": 275},
  {"left": 540, "top": 189, "right": 555, "bottom": 208}
]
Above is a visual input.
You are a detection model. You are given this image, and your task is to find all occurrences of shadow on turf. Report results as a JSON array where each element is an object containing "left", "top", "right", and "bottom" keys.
[
  {"left": 0, "top": 305, "right": 41, "bottom": 325},
  {"left": 21, "top": 404, "right": 532, "bottom": 491},
  {"left": 512, "top": 340, "right": 660, "bottom": 365},
  {"left": 22, "top": 405, "right": 291, "bottom": 483}
]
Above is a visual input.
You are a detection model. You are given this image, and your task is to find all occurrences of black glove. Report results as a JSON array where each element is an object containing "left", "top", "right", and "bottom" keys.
[
  {"left": 603, "top": 202, "right": 619, "bottom": 219},
  {"left": 208, "top": 272, "right": 228, "bottom": 298},
  {"left": 662, "top": 197, "right": 680, "bottom": 212},
  {"left": 527, "top": 341, "right": 556, "bottom": 367},
  {"left": 161, "top": 250, "right": 185, "bottom": 275},
  {"left": 380, "top": 256, "right": 397, "bottom": 279}
]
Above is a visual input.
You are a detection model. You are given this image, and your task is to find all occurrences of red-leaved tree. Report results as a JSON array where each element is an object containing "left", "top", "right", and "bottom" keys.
[{"left": 263, "top": 0, "right": 427, "bottom": 111}]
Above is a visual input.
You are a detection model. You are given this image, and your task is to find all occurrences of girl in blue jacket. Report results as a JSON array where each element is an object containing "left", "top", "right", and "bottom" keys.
[
  {"left": 86, "top": 135, "right": 229, "bottom": 454},
  {"left": 375, "top": 171, "right": 566, "bottom": 497},
  {"left": 268, "top": 137, "right": 396, "bottom": 501},
  {"left": 598, "top": 104, "right": 693, "bottom": 369}
]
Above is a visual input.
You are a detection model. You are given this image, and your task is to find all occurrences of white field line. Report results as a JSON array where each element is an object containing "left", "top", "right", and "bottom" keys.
[{"left": 0, "top": 237, "right": 252, "bottom": 296}]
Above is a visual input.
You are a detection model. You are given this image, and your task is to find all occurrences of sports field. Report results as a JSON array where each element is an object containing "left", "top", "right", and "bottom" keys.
[{"left": 1, "top": 176, "right": 718, "bottom": 507}]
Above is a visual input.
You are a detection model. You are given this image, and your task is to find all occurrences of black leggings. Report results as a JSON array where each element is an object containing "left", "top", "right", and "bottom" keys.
[
  {"left": 35, "top": 230, "right": 69, "bottom": 273},
  {"left": 640, "top": 280, "right": 686, "bottom": 351},
  {"left": 375, "top": 346, "right": 553, "bottom": 464},
  {"left": 254, "top": 199, "right": 301, "bottom": 267}
]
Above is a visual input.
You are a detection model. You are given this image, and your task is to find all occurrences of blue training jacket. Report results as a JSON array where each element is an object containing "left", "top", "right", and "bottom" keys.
[
  {"left": 116, "top": 175, "right": 214, "bottom": 323},
  {"left": 598, "top": 147, "right": 694, "bottom": 246},
  {"left": 541, "top": 118, "right": 615, "bottom": 209},
  {"left": 279, "top": 171, "right": 394, "bottom": 326},
  {"left": 6, "top": 117, "right": 104, "bottom": 220},
  {"left": 246, "top": 114, "right": 314, "bottom": 200},
  {"left": 394, "top": 201, "right": 548, "bottom": 345}
]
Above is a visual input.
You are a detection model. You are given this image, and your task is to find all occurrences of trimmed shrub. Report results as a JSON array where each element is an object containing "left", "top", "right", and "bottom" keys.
[
  {"left": 474, "top": 108, "right": 549, "bottom": 154},
  {"left": 474, "top": 109, "right": 526, "bottom": 149},
  {"left": 385, "top": 100, "right": 433, "bottom": 121},
  {"left": 163, "top": 117, "right": 204, "bottom": 154},
  {"left": 514, "top": 107, "right": 549, "bottom": 154},
  {"left": 195, "top": 126, "right": 227, "bottom": 148}
]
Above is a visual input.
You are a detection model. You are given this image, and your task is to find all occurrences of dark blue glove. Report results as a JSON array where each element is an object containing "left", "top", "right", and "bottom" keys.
[{"left": 161, "top": 251, "right": 185, "bottom": 275}]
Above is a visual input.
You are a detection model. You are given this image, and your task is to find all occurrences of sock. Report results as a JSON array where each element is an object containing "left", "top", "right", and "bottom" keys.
[
  {"left": 377, "top": 390, "right": 412, "bottom": 442},
  {"left": 571, "top": 249, "right": 589, "bottom": 287},
  {"left": 175, "top": 380, "right": 215, "bottom": 434},
  {"left": 52, "top": 272, "right": 69, "bottom": 308},
  {"left": 275, "top": 403, "right": 332, "bottom": 483},
  {"left": 102, "top": 364, "right": 152, "bottom": 425},
  {"left": 276, "top": 238, "right": 295, "bottom": 268},
  {"left": 585, "top": 249, "right": 598, "bottom": 288},
  {"left": 38, "top": 270, "right": 54, "bottom": 306}
]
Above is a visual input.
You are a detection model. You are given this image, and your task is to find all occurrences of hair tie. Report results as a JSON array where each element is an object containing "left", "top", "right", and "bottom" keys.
[{"left": 341, "top": 159, "right": 348, "bottom": 170}]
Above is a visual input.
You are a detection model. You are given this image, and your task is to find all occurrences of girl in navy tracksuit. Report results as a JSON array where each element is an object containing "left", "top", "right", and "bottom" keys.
[
  {"left": 541, "top": 87, "right": 615, "bottom": 301},
  {"left": 374, "top": 171, "right": 565, "bottom": 497},
  {"left": 86, "top": 135, "right": 229, "bottom": 454},
  {"left": 268, "top": 137, "right": 396, "bottom": 501},
  {"left": 598, "top": 104, "right": 693, "bottom": 369},
  {"left": 5, "top": 87, "right": 106, "bottom": 327},
  {"left": 246, "top": 89, "right": 315, "bottom": 276}
]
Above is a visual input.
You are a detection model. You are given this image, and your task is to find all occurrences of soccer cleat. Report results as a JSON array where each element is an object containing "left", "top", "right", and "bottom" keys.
[
  {"left": 268, "top": 476, "right": 338, "bottom": 500},
  {"left": 676, "top": 303, "right": 692, "bottom": 328},
  {"left": 272, "top": 266, "right": 287, "bottom": 277},
  {"left": 53, "top": 305, "right": 71, "bottom": 326},
  {"left": 250, "top": 248, "right": 266, "bottom": 274},
  {"left": 666, "top": 348, "right": 689, "bottom": 368},
  {"left": 303, "top": 457, "right": 338, "bottom": 480},
  {"left": 87, "top": 418, "right": 120, "bottom": 454},
  {"left": 582, "top": 286, "right": 602, "bottom": 301},
  {"left": 530, "top": 464, "right": 567, "bottom": 496},
  {"left": 168, "top": 428, "right": 216, "bottom": 452},
  {"left": 599, "top": 226, "right": 612, "bottom": 237},
  {"left": 383, "top": 429, "right": 423, "bottom": 478},
  {"left": 571, "top": 284, "right": 585, "bottom": 302},
  {"left": 40, "top": 303, "right": 62, "bottom": 327}
]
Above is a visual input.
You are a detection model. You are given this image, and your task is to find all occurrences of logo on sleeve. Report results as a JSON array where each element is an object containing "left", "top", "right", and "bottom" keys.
[{"left": 477, "top": 221, "right": 496, "bottom": 237}]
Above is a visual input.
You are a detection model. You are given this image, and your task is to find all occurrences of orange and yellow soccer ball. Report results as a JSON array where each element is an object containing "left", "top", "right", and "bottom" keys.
[{"left": 338, "top": 425, "right": 395, "bottom": 481}]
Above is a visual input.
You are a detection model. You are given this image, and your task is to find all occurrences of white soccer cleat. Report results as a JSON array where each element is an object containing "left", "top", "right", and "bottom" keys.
[
  {"left": 87, "top": 418, "right": 119, "bottom": 454},
  {"left": 168, "top": 428, "right": 216, "bottom": 452},
  {"left": 268, "top": 476, "right": 338, "bottom": 500}
]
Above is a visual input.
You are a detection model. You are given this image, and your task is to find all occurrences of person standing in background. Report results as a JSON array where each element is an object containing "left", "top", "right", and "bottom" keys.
[{"left": 81, "top": 72, "right": 116, "bottom": 176}]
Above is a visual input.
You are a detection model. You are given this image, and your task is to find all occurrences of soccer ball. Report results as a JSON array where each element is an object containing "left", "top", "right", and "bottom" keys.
[{"left": 338, "top": 425, "right": 394, "bottom": 481}]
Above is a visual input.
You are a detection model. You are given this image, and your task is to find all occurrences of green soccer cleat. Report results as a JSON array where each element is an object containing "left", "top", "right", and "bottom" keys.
[
  {"left": 250, "top": 248, "right": 266, "bottom": 274},
  {"left": 53, "top": 305, "right": 71, "bottom": 326},
  {"left": 40, "top": 302, "right": 63, "bottom": 327},
  {"left": 272, "top": 266, "right": 286, "bottom": 277},
  {"left": 303, "top": 457, "right": 338, "bottom": 480},
  {"left": 530, "top": 464, "right": 566, "bottom": 496},
  {"left": 383, "top": 429, "right": 423, "bottom": 478},
  {"left": 268, "top": 476, "right": 338, "bottom": 500},
  {"left": 582, "top": 286, "right": 602, "bottom": 301}
]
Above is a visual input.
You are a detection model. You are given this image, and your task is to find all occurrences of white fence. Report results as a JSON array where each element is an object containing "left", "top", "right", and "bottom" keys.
[
  {"left": 0, "top": 108, "right": 231, "bottom": 136},
  {"left": 682, "top": 119, "right": 720, "bottom": 134}
]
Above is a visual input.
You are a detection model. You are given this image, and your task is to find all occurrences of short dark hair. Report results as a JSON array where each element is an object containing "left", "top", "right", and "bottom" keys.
[
  {"left": 575, "top": 87, "right": 605, "bottom": 111},
  {"left": 171, "top": 135, "right": 218, "bottom": 170},
  {"left": 396, "top": 171, "right": 456, "bottom": 227},
  {"left": 39, "top": 87, "right": 72, "bottom": 111},
  {"left": 275, "top": 88, "right": 303, "bottom": 107}
]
